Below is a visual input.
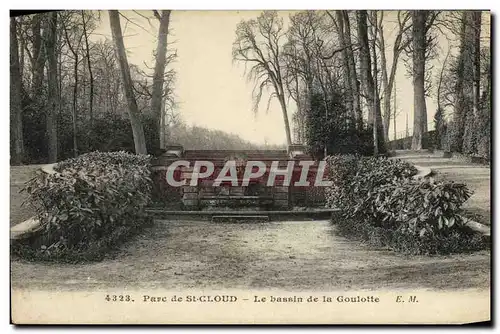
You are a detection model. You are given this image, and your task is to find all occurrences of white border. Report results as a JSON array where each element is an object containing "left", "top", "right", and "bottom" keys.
[{"left": 2, "top": 2, "right": 496, "bottom": 332}]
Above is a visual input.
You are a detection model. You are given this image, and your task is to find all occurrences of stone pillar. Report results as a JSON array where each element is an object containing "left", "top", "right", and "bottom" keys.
[
  {"left": 164, "top": 144, "right": 184, "bottom": 158},
  {"left": 273, "top": 186, "right": 290, "bottom": 209},
  {"left": 287, "top": 144, "right": 307, "bottom": 159},
  {"left": 182, "top": 185, "right": 199, "bottom": 210}
]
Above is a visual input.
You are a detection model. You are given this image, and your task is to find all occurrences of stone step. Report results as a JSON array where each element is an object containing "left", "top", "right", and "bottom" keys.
[{"left": 211, "top": 215, "right": 270, "bottom": 223}]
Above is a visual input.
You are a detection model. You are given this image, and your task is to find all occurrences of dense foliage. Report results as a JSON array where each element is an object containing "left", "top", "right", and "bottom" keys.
[
  {"left": 21, "top": 103, "right": 161, "bottom": 163},
  {"left": 12, "top": 151, "right": 153, "bottom": 262},
  {"left": 326, "top": 155, "right": 486, "bottom": 254},
  {"left": 12, "top": 12, "right": 282, "bottom": 166},
  {"left": 442, "top": 42, "right": 490, "bottom": 160},
  {"left": 168, "top": 122, "right": 285, "bottom": 151},
  {"left": 20, "top": 107, "right": 280, "bottom": 164}
]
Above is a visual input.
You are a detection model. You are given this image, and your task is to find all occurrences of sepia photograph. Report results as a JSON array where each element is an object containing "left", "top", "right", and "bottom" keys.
[{"left": 8, "top": 7, "right": 491, "bottom": 325}]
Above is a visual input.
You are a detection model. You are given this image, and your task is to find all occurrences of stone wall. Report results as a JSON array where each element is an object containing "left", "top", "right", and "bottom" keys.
[{"left": 150, "top": 146, "right": 326, "bottom": 211}]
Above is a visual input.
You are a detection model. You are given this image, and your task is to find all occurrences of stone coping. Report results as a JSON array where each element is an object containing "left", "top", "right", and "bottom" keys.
[
  {"left": 146, "top": 208, "right": 339, "bottom": 216},
  {"left": 461, "top": 217, "right": 490, "bottom": 237},
  {"left": 412, "top": 164, "right": 432, "bottom": 180},
  {"left": 41, "top": 163, "right": 58, "bottom": 175},
  {"left": 10, "top": 163, "right": 58, "bottom": 240},
  {"left": 10, "top": 217, "right": 42, "bottom": 240}
]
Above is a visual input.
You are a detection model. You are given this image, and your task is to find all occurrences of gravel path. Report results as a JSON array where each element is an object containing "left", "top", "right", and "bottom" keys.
[
  {"left": 11, "top": 220, "right": 490, "bottom": 291},
  {"left": 394, "top": 150, "right": 491, "bottom": 225}
]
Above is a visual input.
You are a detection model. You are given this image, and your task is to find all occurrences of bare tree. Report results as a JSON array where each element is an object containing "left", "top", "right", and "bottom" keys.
[
  {"left": 10, "top": 17, "right": 24, "bottom": 164},
  {"left": 233, "top": 11, "right": 292, "bottom": 146},
  {"left": 151, "top": 10, "right": 172, "bottom": 150},
  {"left": 283, "top": 44, "right": 305, "bottom": 143},
  {"left": 109, "top": 10, "right": 147, "bottom": 154},
  {"left": 376, "top": 11, "right": 411, "bottom": 142},
  {"left": 436, "top": 44, "right": 451, "bottom": 113},
  {"left": 283, "top": 11, "right": 322, "bottom": 144}
]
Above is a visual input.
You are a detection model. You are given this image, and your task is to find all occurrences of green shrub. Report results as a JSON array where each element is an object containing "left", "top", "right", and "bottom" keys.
[
  {"left": 12, "top": 151, "right": 153, "bottom": 262},
  {"left": 326, "top": 155, "right": 487, "bottom": 255},
  {"left": 326, "top": 155, "right": 417, "bottom": 210}
]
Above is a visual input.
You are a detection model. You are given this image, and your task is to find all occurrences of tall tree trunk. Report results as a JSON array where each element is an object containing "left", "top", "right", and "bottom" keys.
[
  {"left": 63, "top": 25, "right": 80, "bottom": 158},
  {"left": 45, "top": 12, "right": 59, "bottom": 163},
  {"left": 450, "top": 14, "right": 467, "bottom": 152},
  {"left": 293, "top": 74, "right": 304, "bottom": 143},
  {"left": 334, "top": 11, "right": 354, "bottom": 120},
  {"left": 472, "top": 12, "right": 481, "bottom": 125},
  {"left": 411, "top": 10, "right": 427, "bottom": 151},
  {"left": 109, "top": 10, "right": 148, "bottom": 154},
  {"left": 72, "top": 54, "right": 78, "bottom": 158},
  {"left": 357, "top": 10, "right": 385, "bottom": 152},
  {"left": 370, "top": 11, "right": 379, "bottom": 155},
  {"left": 357, "top": 11, "right": 375, "bottom": 123},
  {"left": 379, "top": 27, "right": 390, "bottom": 143},
  {"left": 10, "top": 17, "right": 24, "bottom": 165},
  {"left": 82, "top": 10, "right": 94, "bottom": 126},
  {"left": 437, "top": 47, "right": 450, "bottom": 113},
  {"left": 315, "top": 59, "right": 332, "bottom": 156},
  {"left": 277, "top": 92, "right": 292, "bottom": 146},
  {"left": 343, "top": 11, "right": 362, "bottom": 128},
  {"left": 269, "top": 66, "right": 292, "bottom": 147},
  {"left": 18, "top": 17, "right": 25, "bottom": 81},
  {"left": 291, "top": 71, "right": 306, "bottom": 144},
  {"left": 160, "top": 99, "right": 166, "bottom": 149},
  {"left": 375, "top": 11, "right": 390, "bottom": 142},
  {"left": 275, "top": 65, "right": 293, "bottom": 147},
  {"left": 379, "top": 11, "right": 409, "bottom": 144},
  {"left": 461, "top": 11, "right": 481, "bottom": 154},
  {"left": 393, "top": 80, "right": 397, "bottom": 141},
  {"left": 405, "top": 111, "right": 409, "bottom": 137},
  {"left": 151, "top": 10, "right": 172, "bottom": 151}
]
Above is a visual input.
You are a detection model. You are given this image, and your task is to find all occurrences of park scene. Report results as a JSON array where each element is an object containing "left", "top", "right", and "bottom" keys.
[{"left": 10, "top": 10, "right": 490, "bottom": 298}]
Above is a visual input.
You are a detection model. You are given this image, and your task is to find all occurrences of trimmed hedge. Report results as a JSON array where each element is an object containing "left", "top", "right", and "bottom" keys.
[
  {"left": 326, "top": 155, "right": 487, "bottom": 255},
  {"left": 12, "top": 151, "right": 153, "bottom": 262}
]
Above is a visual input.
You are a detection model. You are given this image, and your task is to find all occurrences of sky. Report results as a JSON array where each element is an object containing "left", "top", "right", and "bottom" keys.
[{"left": 92, "top": 10, "right": 491, "bottom": 146}]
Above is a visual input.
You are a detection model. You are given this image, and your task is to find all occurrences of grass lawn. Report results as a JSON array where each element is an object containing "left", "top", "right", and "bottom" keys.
[
  {"left": 10, "top": 165, "right": 41, "bottom": 227},
  {"left": 394, "top": 151, "right": 491, "bottom": 225}
]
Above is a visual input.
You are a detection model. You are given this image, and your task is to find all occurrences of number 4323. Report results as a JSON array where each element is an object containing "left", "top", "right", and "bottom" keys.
[{"left": 105, "top": 294, "right": 134, "bottom": 302}]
